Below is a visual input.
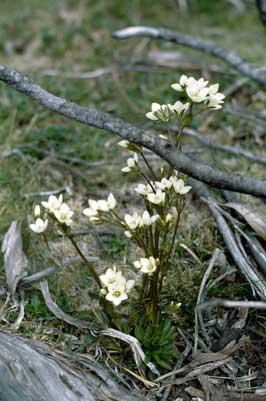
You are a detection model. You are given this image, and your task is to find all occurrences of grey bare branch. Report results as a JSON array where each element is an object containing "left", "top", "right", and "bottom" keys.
[
  {"left": 112, "top": 26, "right": 266, "bottom": 85},
  {"left": 2, "top": 66, "right": 266, "bottom": 198}
]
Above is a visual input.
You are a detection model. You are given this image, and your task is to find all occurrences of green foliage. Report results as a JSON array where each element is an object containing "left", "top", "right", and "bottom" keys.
[
  {"left": 104, "top": 233, "right": 128, "bottom": 257},
  {"left": 135, "top": 319, "right": 177, "bottom": 370},
  {"left": 26, "top": 293, "right": 50, "bottom": 319}
]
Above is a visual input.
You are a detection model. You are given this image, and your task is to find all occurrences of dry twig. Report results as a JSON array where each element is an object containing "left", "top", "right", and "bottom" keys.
[
  {"left": 40, "top": 280, "right": 92, "bottom": 329},
  {"left": 194, "top": 249, "right": 221, "bottom": 353},
  {"left": 113, "top": 26, "right": 266, "bottom": 85},
  {"left": 199, "top": 299, "right": 266, "bottom": 311}
]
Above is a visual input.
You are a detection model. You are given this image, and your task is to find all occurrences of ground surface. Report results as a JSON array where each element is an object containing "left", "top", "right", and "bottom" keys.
[{"left": 1, "top": 0, "right": 266, "bottom": 399}]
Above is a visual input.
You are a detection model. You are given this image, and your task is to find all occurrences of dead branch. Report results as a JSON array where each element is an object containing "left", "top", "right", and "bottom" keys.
[
  {"left": 2, "top": 66, "right": 266, "bottom": 198},
  {"left": 184, "top": 128, "right": 266, "bottom": 165},
  {"left": 40, "top": 280, "right": 92, "bottom": 329},
  {"left": 157, "top": 125, "right": 266, "bottom": 166},
  {"left": 199, "top": 299, "right": 266, "bottom": 311},
  {"left": 0, "top": 330, "right": 146, "bottom": 401},
  {"left": 194, "top": 249, "right": 221, "bottom": 353},
  {"left": 160, "top": 357, "right": 232, "bottom": 388},
  {"left": 226, "top": 107, "right": 266, "bottom": 128},
  {"left": 40, "top": 67, "right": 113, "bottom": 79},
  {"left": 112, "top": 26, "right": 266, "bottom": 85}
]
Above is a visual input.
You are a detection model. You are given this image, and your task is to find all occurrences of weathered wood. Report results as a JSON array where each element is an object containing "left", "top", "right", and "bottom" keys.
[
  {"left": 0, "top": 331, "right": 147, "bottom": 401},
  {"left": 2, "top": 221, "right": 28, "bottom": 296}
]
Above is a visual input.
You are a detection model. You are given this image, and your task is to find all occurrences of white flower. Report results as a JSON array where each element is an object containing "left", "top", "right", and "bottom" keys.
[
  {"left": 98, "top": 193, "right": 117, "bottom": 212},
  {"left": 107, "top": 193, "right": 117, "bottom": 209},
  {"left": 146, "top": 103, "right": 173, "bottom": 122},
  {"left": 171, "top": 76, "right": 224, "bottom": 108},
  {"left": 87, "top": 199, "right": 97, "bottom": 209},
  {"left": 169, "top": 101, "right": 190, "bottom": 115},
  {"left": 121, "top": 153, "right": 138, "bottom": 173},
  {"left": 165, "top": 213, "right": 174, "bottom": 224},
  {"left": 135, "top": 183, "right": 153, "bottom": 196},
  {"left": 126, "top": 279, "right": 135, "bottom": 292},
  {"left": 171, "top": 75, "right": 209, "bottom": 103},
  {"left": 169, "top": 175, "right": 178, "bottom": 185},
  {"left": 146, "top": 103, "right": 160, "bottom": 121},
  {"left": 171, "top": 75, "right": 201, "bottom": 91},
  {"left": 147, "top": 189, "right": 165, "bottom": 205},
  {"left": 124, "top": 230, "right": 133, "bottom": 238},
  {"left": 155, "top": 177, "right": 173, "bottom": 191},
  {"left": 53, "top": 203, "right": 74, "bottom": 226},
  {"left": 133, "top": 257, "right": 157, "bottom": 275},
  {"left": 173, "top": 179, "right": 192, "bottom": 195},
  {"left": 29, "top": 218, "right": 48, "bottom": 233},
  {"left": 97, "top": 200, "right": 110, "bottom": 212},
  {"left": 133, "top": 260, "right": 142, "bottom": 269},
  {"left": 118, "top": 140, "right": 130, "bottom": 148},
  {"left": 41, "top": 194, "right": 63, "bottom": 213},
  {"left": 186, "top": 83, "right": 209, "bottom": 103},
  {"left": 205, "top": 84, "right": 225, "bottom": 110},
  {"left": 142, "top": 211, "right": 159, "bottom": 226},
  {"left": 106, "top": 283, "right": 128, "bottom": 306},
  {"left": 100, "top": 288, "right": 107, "bottom": 295},
  {"left": 124, "top": 212, "right": 143, "bottom": 230},
  {"left": 34, "top": 205, "right": 41, "bottom": 217},
  {"left": 83, "top": 194, "right": 116, "bottom": 218},
  {"left": 89, "top": 216, "right": 100, "bottom": 223},
  {"left": 100, "top": 267, "right": 125, "bottom": 288},
  {"left": 83, "top": 207, "right": 98, "bottom": 217},
  {"left": 101, "top": 267, "right": 135, "bottom": 306}
]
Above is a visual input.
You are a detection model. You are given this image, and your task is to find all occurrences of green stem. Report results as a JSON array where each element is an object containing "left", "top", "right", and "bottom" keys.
[
  {"left": 140, "top": 151, "right": 158, "bottom": 181},
  {"left": 64, "top": 229, "right": 102, "bottom": 288},
  {"left": 149, "top": 225, "right": 155, "bottom": 255},
  {"left": 140, "top": 171, "right": 156, "bottom": 193},
  {"left": 139, "top": 274, "right": 149, "bottom": 304},
  {"left": 168, "top": 209, "right": 182, "bottom": 259}
]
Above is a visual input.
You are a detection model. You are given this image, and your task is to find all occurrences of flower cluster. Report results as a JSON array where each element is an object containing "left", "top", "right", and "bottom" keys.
[
  {"left": 121, "top": 153, "right": 139, "bottom": 173},
  {"left": 29, "top": 194, "right": 73, "bottom": 233},
  {"left": 146, "top": 75, "right": 225, "bottom": 123},
  {"left": 83, "top": 193, "right": 117, "bottom": 222},
  {"left": 135, "top": 175, "right": 192, "bottom": 205},
  {"left": 100, "top": 266, "right": 135, "bottom": 306},
  {"left": 28, "top": 75, "right": 224, "bottom": 320},
  {"left": 146, "top": 102, "right": 190, "bottom": 122},
  {"left": 133, "top": 257, "right": 158, "bottom": 275},
  {"left": 171, "top": 75, "right": 225, "bottom": 109},
  {"left": 124, "top": 211, "right": 159, "bottom": 229},
  {"left": 146, "top": 103, "right": 174, "bottom": 123},
  {"left": 124, "top": 210, "right": 159, "bottom": 238}
]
